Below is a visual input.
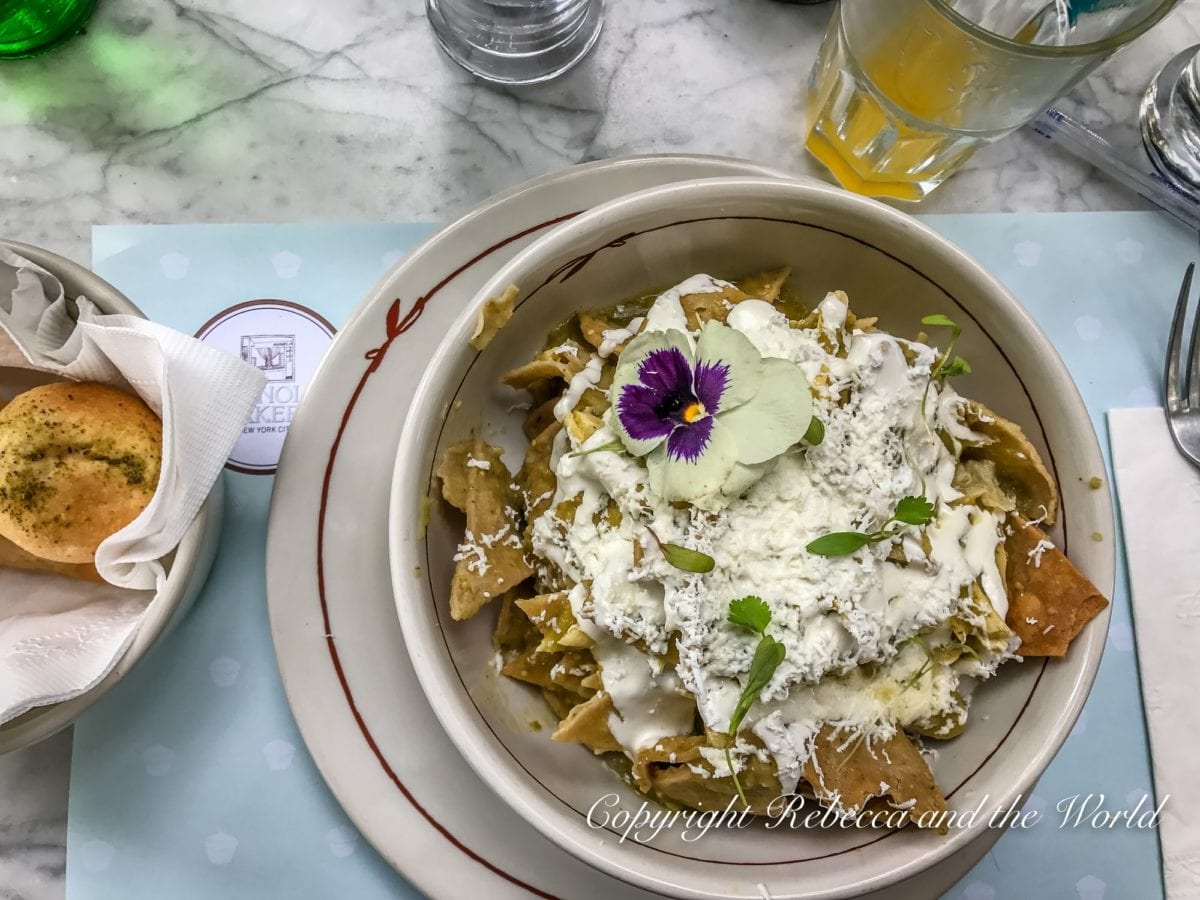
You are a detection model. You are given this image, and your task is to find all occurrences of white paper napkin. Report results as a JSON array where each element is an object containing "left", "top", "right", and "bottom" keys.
[
  {"left": 1110, "top": 407, "right": 1200, "bottom": 900},
  {"left": 0, "top": 247, "right": 265, "bottom": 724}
]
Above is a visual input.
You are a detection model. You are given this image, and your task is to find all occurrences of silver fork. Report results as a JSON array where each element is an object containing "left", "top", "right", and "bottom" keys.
[{"left": 1165, "top": 262, "right": 1200, "bottom": 468}]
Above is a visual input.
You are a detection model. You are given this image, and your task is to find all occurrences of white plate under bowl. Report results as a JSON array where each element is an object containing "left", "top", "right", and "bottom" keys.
[
  {"left": 389, "top": 177, "right": 1114, "bottom": 898},
  {"left": 0, "top": 240, "right": 224, "bottom": 754},
  {"left": 268, "top": 156, "right": 1018, "bottom": 898}
]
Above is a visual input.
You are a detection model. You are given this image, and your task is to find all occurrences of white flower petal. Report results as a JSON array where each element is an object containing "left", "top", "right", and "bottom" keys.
[
  {"left": 695, "top": 321, "right": 763, "bottom": 412},
  {"left": 647, "top": 420, "right": 739, "bottom": 503},
  {"left": 722, "top": 459, "right": 777, "bottom": 499},
  {"left": 610, "top": 329, "right": 693, "bottom": 456},
  {"left": 716, "top": 358, "right": 812, "bottom": 465}
]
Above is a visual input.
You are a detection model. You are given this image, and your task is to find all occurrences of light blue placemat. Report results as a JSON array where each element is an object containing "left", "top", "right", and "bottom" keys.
[
  {"left": 68, "top": 223, "right": 435, "bottom": 900},
  {"left": 64, "top": 213, "right": 1189, "bottom": 900}
]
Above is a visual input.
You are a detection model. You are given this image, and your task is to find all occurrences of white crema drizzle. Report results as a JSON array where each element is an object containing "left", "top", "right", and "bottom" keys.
[{"left": 528, "top": 276, "right": 1011, "bottom": 786}]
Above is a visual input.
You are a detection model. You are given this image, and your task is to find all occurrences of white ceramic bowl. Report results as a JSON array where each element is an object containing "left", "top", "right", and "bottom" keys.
[
  {"left": 389, "top": 178, "right": 1113, "bottom": 899},
  {"left": 0, "top": 240, "right": 223, "bottom": 754}
]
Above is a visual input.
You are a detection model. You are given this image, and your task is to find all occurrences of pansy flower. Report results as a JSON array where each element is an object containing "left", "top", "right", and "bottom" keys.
[{"left": 610, "top": 322, "right": 813, "bottom": 502}]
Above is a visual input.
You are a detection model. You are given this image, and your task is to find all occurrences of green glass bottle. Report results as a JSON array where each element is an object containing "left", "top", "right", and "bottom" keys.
[{"left": 0, "top": 0, "right": 96, "bottom": 59}]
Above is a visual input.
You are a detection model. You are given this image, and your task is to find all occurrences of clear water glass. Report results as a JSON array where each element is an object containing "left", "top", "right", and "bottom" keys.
[
  {"left": 805, "top": 0, "right": 1181, "bottom": 200},
  {"left": 426, "top": 0, "right": 604, "bottom": 86}
]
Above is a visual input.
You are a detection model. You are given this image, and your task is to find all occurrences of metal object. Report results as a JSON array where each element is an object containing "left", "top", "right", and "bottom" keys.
[
  {"left": 1164, "top": 262, "right": 1200, "bottom": 469},
  {"left": 1141, "top": 45, "right": 1200, "bottom": 193}
]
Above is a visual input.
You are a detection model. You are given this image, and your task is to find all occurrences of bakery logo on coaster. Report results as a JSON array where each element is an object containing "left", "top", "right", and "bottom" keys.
[
  {"left": 196, "top": 300, "right": 336, "bottom": 475},
  {"left": 241, "top": 334, "right": 296, "bottom": 382}
]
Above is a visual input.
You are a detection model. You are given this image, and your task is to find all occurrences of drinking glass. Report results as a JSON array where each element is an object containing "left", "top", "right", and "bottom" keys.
[
  {"left": 805, "top": 0, "right": 1181, "bottom": 200},
  {"left": 426, "top": 0, "right": 603, "bottom": 86},
  {"left": 0, "top": 0, "right": 94, "bottom": 59}
]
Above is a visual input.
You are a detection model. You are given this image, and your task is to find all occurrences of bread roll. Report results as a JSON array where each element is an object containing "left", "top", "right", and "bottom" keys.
[
  {"left": 0, "top": 382, "right": 162, "bottom": 564},
  {"left": 0, "top": 534, "right": 103, "bottom": 582}
]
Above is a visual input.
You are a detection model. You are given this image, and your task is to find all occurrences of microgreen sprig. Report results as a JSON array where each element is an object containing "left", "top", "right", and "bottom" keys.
[
  {"left": 724, "top": 596, "right": 786, "bottom": 807},
  {"left": 803, "top": 416, "right": 825, "bottom": 446},
  {"left": 568, "top": 439, "right": 625, "bottom": 458},
  {"left": 805, "top": 496, "right": 935, "bottom": 557},
  {"left": 644, "top": 527, "right": 715, "bottom": 574},
  {"left": 921, "top": 314, "right": 972, "bottom": 379},
  {"left": 900, "top": 634, "right": 935, "bottom": 691}
]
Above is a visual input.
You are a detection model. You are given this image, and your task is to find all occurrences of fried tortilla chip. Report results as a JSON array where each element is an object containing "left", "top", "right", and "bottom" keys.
[
  {"left": 436, "top": 442, "right": 473, "bottom": 511},
  {"left": 577, "top": 311, "right": 617, "bottom": 350},
  {"left": 493, "top": 589, "right": 539, "bottom": 653},
  {"left": 563, "top": 409, "right": 603, "bottom": 445},
  {"left": 547, "top": 649, "right": 600, "bottom": 697},
  {"left": 515, "top": 591, "right": 593, "bottom": 652},
  {"left": 436, "top": 438, "right": 533, "bottom": 620},
  {"left": 502, "top": 642, "right": 597, "bottom": 698},
  {"left": 522, "top": 396, "right": 558, "bottom": 440},
  {"left": 502, "top": 341, "right": 586, "bottom": 391},
  {"left": 578, "top": 381, "right": 612, "bottom": 415},
  {"left": 1004, "top": 515, "right": 1108, "bottom": 656},
  {"left": 951, "top": 458, "right": 1017, "bottom": 516},
  {"left": 803, "top": 725, "right": 947, "bottom": 829},
  {"left": 503, "top": 647, "right": 563, "bottom": 690},
  {"left": 517, "top": 421, "right": 562, "bottom": 538},
  {"left": 469, "top": 284, "right": 518, "bottom": 350},
  {"left": 736, "top": 267, "right": 791, "bottom": 303},
  {"left": 975, "top": 581, "right": 1014, "bottom": 651},
  {"left": 632, "top": 734, "right": 706, "bottom": 793},
  {"left": 542, "top": 686, "right": 581, "bottom": 720},
  {"left": 552, "top": 691, "right": 623, "bottom": 753},
  {"left": 635, "top": 734, "right": 782, "bottom": 814},
  {"left": 680, "top": 284, "right": 751, "bottom": 330},
  {"left": 962, "top": 401, "right": 1058, "bottom": 524},
  {"left": 909, "top": 692, "right": 967, "bottom": 740}
]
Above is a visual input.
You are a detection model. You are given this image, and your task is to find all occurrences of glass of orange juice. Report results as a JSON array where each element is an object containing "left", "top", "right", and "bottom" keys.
[{"left": 805, "top": 0, "right": 1181, "bottom": 200}]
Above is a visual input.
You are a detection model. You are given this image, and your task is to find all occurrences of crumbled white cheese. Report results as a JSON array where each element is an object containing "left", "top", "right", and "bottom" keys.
[
  {"left": 1028, "top": 539, "right": 1054, "bottom": 568},
  {"left": 529, "top": 275, "right": 1011, "bottom": 786},
  {"left": 453, "top": 531, "right": 489, "bottom": 575},
  {"left": 465, "top": 457, "right": 491, "bottom": 470}
]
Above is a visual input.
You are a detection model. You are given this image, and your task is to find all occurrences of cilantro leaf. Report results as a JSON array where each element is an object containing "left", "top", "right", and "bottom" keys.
[
  {"left": 892, "top": 495, "right": 935, "bottom": 526},
  {"left": 806, "top": 531, "right": 873, "bottom": 557},
  {"left": 728, "top": 596, "right": 771, "bottom": 634},
  {"left": 803, "top": 416, "right": 824, "bottom": 445}
]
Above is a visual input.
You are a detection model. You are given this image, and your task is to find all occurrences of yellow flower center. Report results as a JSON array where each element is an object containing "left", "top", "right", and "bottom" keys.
[{"left": 682, "top": 401, "right": 706, "bottom": 424}]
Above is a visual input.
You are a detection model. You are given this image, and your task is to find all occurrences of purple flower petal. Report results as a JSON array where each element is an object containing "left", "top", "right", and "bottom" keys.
[
  {"left": 618, "top": 383, "right": 677, "bottom": 443},
  {"left": 637, "top": 346, "right": 695, "bottom": 397},
  {"left": 617, "top": 345, "right": 702, "bottom": 442},
  {"left": 693, "top": 360, "right": 729, "bottom": 414},
  {"left": 665, "top": 416, "right": 714, "bottom": 463}
]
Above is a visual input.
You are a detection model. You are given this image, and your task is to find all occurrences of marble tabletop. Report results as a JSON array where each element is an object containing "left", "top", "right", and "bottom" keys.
[{"left": 3, "top": 0, "right": 1200, "bottom": 898}]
